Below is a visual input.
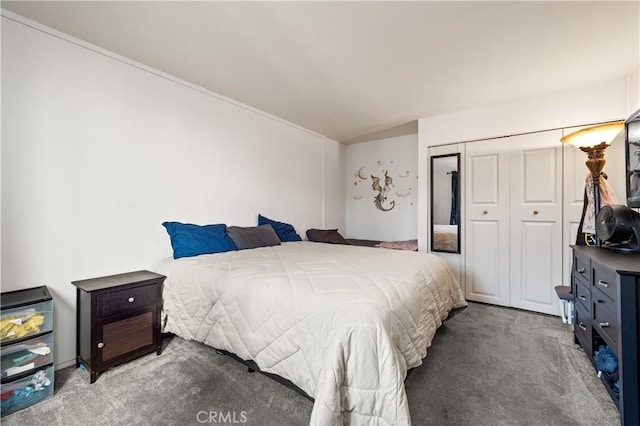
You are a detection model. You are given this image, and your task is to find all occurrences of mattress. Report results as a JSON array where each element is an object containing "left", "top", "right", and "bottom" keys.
[{"left": 161, "top": 241, "right": 466, "bottom": 425}]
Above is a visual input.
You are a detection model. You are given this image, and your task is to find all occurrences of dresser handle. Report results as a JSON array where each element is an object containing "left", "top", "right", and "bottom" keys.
[
  {"left": 483, "top": 210, "right": 488, "bottom": 215},
  {"left": 576, "top": 267, "right": 585, "bottom": 273},
  {"left": 128, "top": 297, "right": 135, "bottom": 303},
  {"left": 533, "top": 210, "right": 539, "bottom": 215},
  {"left": 578, "top": 323, "right": 587, "bottom": 331},
  {"left": 597, "top": 280, "right": 609, "bottom": 289},
  {"left": 578, "top": 294, "right": 587, "bottom": 301},
  {"left": 97, "top": 342, "right": 104, "bottom": 349},
  {"left": 599, "top": 322, "right": 610, "bottom": 328}
]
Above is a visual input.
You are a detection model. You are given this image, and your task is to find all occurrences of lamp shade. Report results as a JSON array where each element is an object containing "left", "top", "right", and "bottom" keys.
[{"left": 560, "top": 121, "right": 624, "bottom": 148}]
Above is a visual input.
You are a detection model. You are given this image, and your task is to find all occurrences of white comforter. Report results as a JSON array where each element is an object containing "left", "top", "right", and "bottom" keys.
[{"left": 162, "top": 241, "right": 466, "bottom": 425}]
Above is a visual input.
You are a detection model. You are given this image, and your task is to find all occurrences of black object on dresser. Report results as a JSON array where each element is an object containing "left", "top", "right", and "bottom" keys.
[
  {"left": 571, "top": 246, "right": 640, "bottom": 426},
  {"left": 72, "top": 270, "right": 166, "bottom": 383},
  {"left": 1, "top": 286, "right": 54, "bottom": 417}
]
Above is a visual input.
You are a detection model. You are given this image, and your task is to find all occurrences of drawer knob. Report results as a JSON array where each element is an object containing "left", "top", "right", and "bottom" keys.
[
  {"left": 483, "top": 210, "right": 488, "bottom": 215},
  {"left": 578, "top": 294, "right": 587, "bottom": 301},
  {"left": 128, "top": 297, "right": 135, "bottom": 303},
  {"left": 599, "top": 322, "right": 610, "bottom": 328},
  {"left": 97, "top": 342, "right": 104, "bottom": 349},
  {"left": 576, "top": 267, "right": 585, "bottom": 273},
  {"left": 597, "top": 280, "right": 609, "bottom": 289},
  {"left": 533, "top": 210, "right": 539, "bottom": 215},
  {"left": 578, "top": 323, "right": 587, "bottom": 331}
]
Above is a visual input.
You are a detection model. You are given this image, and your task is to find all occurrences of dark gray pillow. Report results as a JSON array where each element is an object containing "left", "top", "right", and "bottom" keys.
[
  {"left": 306, "top": 228, "right": 348, "bottom": 245},
  {"left": 227, "top": 224, "right": 281, "bottom": 250}
]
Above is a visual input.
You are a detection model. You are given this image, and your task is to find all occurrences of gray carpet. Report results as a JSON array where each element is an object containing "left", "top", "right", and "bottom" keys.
[{"left": 2, "top": 302, "right": 619, "bottom": 425}]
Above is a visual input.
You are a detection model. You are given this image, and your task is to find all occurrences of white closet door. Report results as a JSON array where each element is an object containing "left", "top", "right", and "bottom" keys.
[
  {"left": 509, "top": 130, "right": 563, "bottom": 314},
  {"left": 465, "top": 138, "right": 510, "bottom": 306}
]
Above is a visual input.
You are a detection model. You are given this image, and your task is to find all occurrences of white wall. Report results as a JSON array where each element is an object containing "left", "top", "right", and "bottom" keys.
[
  {"left": 323, "top": 139, "right": 346, "bottom": 232},
  {"left": 423, "top": 78, "right": 629, "bottom": 147},
  {"left": 1, "top": 14, "right": 343, "bottom": 368},
  {"left": 345, "top": 134, "right": 418, "bottom": 241}
]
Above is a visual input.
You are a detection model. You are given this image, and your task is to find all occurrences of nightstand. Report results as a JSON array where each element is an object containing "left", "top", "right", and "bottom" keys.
[{"left": 72, "top": 270, "right": 165, "bottom": 383}]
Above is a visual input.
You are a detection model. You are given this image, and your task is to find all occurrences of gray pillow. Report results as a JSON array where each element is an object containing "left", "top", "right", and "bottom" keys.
[
  {"left": 227, "top": 224, "right": 281, "bottom": 250},
  {"left": 306, "top": 228, "right": 348, "bottom": 245}
]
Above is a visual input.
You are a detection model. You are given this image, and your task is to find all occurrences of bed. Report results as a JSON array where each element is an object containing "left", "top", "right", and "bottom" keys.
[{"left": 161, "top": 240, "right": 466, "bottom": 425}]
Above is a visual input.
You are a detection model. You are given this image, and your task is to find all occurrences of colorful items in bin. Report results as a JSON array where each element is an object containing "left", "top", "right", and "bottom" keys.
[
  {"left": 0, "top": 370, "right": 52, "bottom": 416},
  {"left": 595, "top": 345, "right": 620, "bottom": 398},
  {"left": 1, "top": 342, "right": 52, "bottom": 379},
  {"left": 0, "top": 311, "right": 45, "bottom": 341}
]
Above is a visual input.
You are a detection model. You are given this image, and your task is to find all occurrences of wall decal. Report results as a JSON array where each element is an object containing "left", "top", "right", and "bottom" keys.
[
  {"left": 371, "top": 170, "right": 395, "bottom": 211},
  {"left": 350, "top": 158, "right": 415, "bottom": 212},
  {"left": 354, "top": 166, "right": 368, "bottom": 180}
]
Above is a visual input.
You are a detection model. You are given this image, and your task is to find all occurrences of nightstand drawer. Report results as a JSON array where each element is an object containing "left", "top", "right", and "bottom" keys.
[
  {"left": 97, "top": 284, "right": 159, "bottom": 317},
  {"left": 593, "top": 293, "right": 618, "bottom": 352},
  {"left": 592, "top": 264, "right": 617, "bottom": 302}
]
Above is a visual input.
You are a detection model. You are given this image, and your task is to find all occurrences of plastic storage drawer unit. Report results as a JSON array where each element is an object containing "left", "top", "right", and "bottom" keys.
[{"left": 1, "top": 286, "right": 54, "bottom": 417}]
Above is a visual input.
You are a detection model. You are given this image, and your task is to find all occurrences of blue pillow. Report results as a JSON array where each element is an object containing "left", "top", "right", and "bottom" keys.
[
  {"left": 258, "top": 214, "right": 302, "bottom": 242},
  {"left": 162, "top": 222, "right": 237, "bottom": 259}
]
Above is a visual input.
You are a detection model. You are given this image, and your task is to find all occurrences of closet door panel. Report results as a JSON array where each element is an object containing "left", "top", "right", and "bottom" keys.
[
  {"left": 518, "top": 221, "right": 557, "bottom": 303},
  {"left": 510, "top": 130, "right": 563, "bottom": 314},
  {"left": 465, "top": 139, "right": 510, "bottom": 306},
  {"left": 466, "top": 220, "right": 503, "bottom": 301}
]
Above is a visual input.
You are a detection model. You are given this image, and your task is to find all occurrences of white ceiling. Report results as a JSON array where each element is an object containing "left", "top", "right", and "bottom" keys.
[{"left": 2, "top": 1, "right": 639, "bottom": 142}]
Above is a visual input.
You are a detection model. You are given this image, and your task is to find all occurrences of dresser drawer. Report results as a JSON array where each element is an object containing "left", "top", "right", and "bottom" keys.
[
  {"left": 97, "top": 284, "right": 159, "bottom": 317},
  {"left": 592, "top": 292, "right": 618, "bottom": 353},
  {"left": 574, "top": 302, "right": 591, "bottom": 355},
  {"left": 574, "top": 277, "right": 591, "bottom": 314},
  {"left": 573, "top": 253, "right": 591, "bottom": 285},
  {"left": 592, "top": 263, "right": 617, "bottom": 302}
]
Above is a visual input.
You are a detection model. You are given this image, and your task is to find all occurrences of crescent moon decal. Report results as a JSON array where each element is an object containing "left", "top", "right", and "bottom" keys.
[{"left": 356, "top": 166, "right": 368, "bottom": 180}]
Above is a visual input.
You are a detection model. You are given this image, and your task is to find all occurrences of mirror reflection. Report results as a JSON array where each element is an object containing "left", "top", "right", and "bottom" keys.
[{"left": 430, "top": 153, "right": 460, "bottom": 253}]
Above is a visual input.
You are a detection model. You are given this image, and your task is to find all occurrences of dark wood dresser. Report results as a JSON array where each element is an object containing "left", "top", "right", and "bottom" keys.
[
  {"left": 571, "top": 246, "right": 640, "bottom": 426},
  {"left": 72, "top": 270, "right": 165, "bottom": 383}
]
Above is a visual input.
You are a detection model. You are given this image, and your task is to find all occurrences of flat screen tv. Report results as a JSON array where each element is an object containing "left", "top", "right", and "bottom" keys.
[{"left": 626, "top": 108, "right": 640, "bottom": 208}]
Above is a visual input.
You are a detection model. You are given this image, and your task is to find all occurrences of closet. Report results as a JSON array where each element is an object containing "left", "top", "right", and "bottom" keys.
[{"left": 464, "top": 129, "right": 564, "bottom": 315}]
